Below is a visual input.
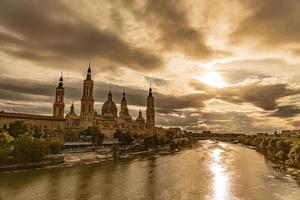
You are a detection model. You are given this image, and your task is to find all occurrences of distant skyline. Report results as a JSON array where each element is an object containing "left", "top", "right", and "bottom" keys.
[{"left": 1, "top": 0, "right": 300, "bottom": 133}]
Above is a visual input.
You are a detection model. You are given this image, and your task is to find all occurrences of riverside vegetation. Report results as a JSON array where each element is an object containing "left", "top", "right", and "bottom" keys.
[
  {"left": 0, "top": 121, "right": 62, "bottom": 166},
  {"left": 239, "top": 134, "right": 300, "bottom": 168},
  {"left": 0, "top": 120, "right": 196, "bottom": 167}
]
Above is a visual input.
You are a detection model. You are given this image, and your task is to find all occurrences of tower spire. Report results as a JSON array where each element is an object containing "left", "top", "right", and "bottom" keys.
[
  {"left": 108, "top": 89, "right": 112, "bottom": 101},
  {"left": 70, "top": 101, "right": 75, "bottom": 113},
  {"left": 122, "top": 88, "right": 126, "bottom": 100},
  {"left": 58, "top": 73, "right": 64, "bottom": 89},
  {"left": 86, "top": 62, "right": 92, "bottom": 80},
  {"left": 149, "top": 83, "right": 152, "bottom": 97}
]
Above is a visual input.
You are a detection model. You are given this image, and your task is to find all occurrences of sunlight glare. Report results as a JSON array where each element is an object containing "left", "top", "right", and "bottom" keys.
[
  {"left": 210, "top": 148, "right": 231, "bottom": 200},
  {"left": 200, "top": 71, "right": 227, "bottom": 88}
]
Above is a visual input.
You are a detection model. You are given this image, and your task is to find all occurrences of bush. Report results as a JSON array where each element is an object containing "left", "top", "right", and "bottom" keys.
[
  {"left": 13, "top": 133, "right": 49, "bottom": 163},
  {"left": 48, "top": 138, "right": 62, "bottom": 154}
]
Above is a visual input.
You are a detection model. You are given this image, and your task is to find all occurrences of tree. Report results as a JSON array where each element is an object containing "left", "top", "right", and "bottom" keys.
[
  {"left": 0, "top": 132, "right": 14, "bottom": 164},
  {"left": 266, "top": 137, "right": 279, "bottom": 159},
  {"left": 33, "top": 127, "right": 44, "bottom": 138},
  {"left": 83, "top": 127, "right": 105, "bottom": 146},
  {"left": 0, "top": 132, "right": 14, "bottom": 147},
  {"left": 144, "top": 136, "right": 155, "bottom": 149},
  {"left": 114, "top": 129, "right": 122, "bottom": 140},
  {"left": 64, "top": 129, "right": 78, "bottom": 142},
  {"left": 287, "top": 143, "right": 300, "bottom": 168},
  {"left": 8, "top": 121, "right": 31, "bottom": 138},
  {"left": 166, "top": 131, "right": 175, "bottom": 141},
  {"left": 48, "top": 137, "right": 63, "bottom": 154},
  {"left": 13, "top": 133, "right": 49, "bottom": 163},
  {"left": 114, "top": 131, "right": 134, "bottom": 145}
]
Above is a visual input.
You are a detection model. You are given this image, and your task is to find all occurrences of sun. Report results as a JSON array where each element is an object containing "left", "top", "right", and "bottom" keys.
[{"left": 199, "top": 71, "right": 226, "bottom": 88}]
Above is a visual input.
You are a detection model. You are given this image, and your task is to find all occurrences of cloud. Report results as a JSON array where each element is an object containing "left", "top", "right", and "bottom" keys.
[
  {"left": 215, "top": 58, "right": 300, "bottom": 84},
  {"left": 270, "top": 105, "right": 300, "bottom": 118},
  {"left": 0, "top": 0, "right": 163, "bottom": 71},
  {"left": 118, "top": 0, "right": 215, "bottom": 59},
  {"left": 200, "top": 111, "right": 259, "bottom": 132},
  {"left": 190, "top": 79, "right": 300, "bottom": 111},
  {"left": 143, "top": 76, "right": 169, "bottom": 87},
  {"left": 145, "top": 0, "right": 213, "bottom": 59},
  {"left": 231, "top": 0, "right": 300, "bottom": 48}
]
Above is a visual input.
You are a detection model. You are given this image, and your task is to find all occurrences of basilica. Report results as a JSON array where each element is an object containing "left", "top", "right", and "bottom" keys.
[
  {"left": 0, "top": 64, "right": 161, "bottom": 140},
  {"left": 62, "top": 64, "right": 156, "bottom": 139}
]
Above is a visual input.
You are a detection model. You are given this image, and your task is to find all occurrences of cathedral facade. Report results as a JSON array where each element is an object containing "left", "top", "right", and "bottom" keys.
[
  {"left": 63, "top": 66, "right": 155, "bottom": 139},
  {"left": 0, "top": 64, "right": 157, "bottom": 140},
  {"left": 63, "top": 65, "right": 156, "bottom": 139}
]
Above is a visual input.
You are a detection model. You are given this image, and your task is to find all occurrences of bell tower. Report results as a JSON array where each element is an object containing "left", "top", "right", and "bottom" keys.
[
  {"left": 53, "top": 75, "right": 65, "bottom": 118},
  {"left": 146, "top": 86, "right": 155, "bottom": 129},
  {"left": 80, "top": 62, "right": 94, "bottom": 129},
  {"left": 80, "top": 62, "right": 94, "bottom": 117}
]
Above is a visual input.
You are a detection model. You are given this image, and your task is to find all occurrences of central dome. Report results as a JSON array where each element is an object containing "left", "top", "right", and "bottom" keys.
[{"left": 101, "top": 90, "right": 117, "bottom": 118}]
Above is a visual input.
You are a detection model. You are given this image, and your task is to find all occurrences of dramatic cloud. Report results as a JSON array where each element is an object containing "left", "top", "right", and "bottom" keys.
[
  {"left": 191, "top": 79, "right": 300, "bottom": 111},
  {"left": 270, "top": 105, "right": 300, "bottom": 118},
  {"left": 115, "top": 0, "right": 216, "bottom": 59},
  {"left": 0, "top": 0, "right": 163, "bottom": 71},
  {"left": 143, "top": 0, "right": 213, "bottom": 59},
  {"left": 232, "top": 0, "right": 300, "bottom": 50}
]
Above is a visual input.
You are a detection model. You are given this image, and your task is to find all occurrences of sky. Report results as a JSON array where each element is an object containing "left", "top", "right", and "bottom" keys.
[{"left": 1, "top": 0, "right": 300, "bottom": 134}]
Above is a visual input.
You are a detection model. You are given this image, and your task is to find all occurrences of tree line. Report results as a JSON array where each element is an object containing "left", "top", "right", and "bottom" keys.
[{"left": 239, "top": 134, "right": 300, "bottom": 168}]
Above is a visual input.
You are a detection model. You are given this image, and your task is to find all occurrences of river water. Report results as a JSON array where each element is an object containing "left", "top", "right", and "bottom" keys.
[{"left": 0, "top": 141, "right": 300, "bottom": 200}]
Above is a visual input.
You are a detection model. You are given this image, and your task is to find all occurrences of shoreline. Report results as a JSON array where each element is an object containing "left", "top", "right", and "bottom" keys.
[
  {"left": 0, "top": 147, "right": 179, "bottom": 173},
  {"left": 240, "top": 143, "right": 300, "bottom": 183}
]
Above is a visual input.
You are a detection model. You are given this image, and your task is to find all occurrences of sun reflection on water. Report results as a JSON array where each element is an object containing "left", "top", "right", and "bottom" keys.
[{"left": 210, "top": 147, "right": 231, "bottom": 200}]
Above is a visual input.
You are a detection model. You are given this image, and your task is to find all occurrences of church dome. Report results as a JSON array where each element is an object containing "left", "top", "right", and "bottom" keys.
[
  {"left": 135, "top": 109, "right": 145, "bottom": 123},
  {"left": 101, "top": 90, "right": 117, "bottom": 118},
  {"left": 65, "top": 103, "right": 78, "bottom": 119}
]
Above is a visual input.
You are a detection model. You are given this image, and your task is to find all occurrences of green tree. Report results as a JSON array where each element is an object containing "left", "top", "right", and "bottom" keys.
[
  {"left": 114, "top": 129, "right": 122, "bottom": 140},
  {"left": 64, "top": 129, "right": 78, "bottom": 142},
  {"left": 47, "top": 137, "right": 63, "bottom": 154},
  {"left": 275, "top": 139, "right": 292, "bottom": 161},
  {"left": 266, "top": 137, "right": 279, "bottom": 159},
  {"left": 166, "top": 131, "right": 175, "bottom": 141},
  {"left": 13, "top": 133, "right": 49, "bottom": 163},
  {"left": 83, "top": 127, "right": 105, "bottom": 146},
  {"left": 0, "top": 132, "right": 14, "bottom": 164},
  {"left": 144, "top": 136, "right": 155, "bottom": 149},
  {"left": 0, "top": 132, "right": 14, "bottom": 146},
  {"left": 115, "top": 132, "right": 134, "bottom": 145},
  {"left": 33, "top": 127, "right": 44, "bottom": 138},
  {"left": 287, "top": 143, "right": 300, "bottom": 168},
  {"left": 8, "top": 121, "right": 31, "bottom": 138}
]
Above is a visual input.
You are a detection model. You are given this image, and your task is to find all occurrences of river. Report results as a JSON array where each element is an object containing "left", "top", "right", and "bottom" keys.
[{"left": 0, "top": 141, "right": 300, "bottom": 200}]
